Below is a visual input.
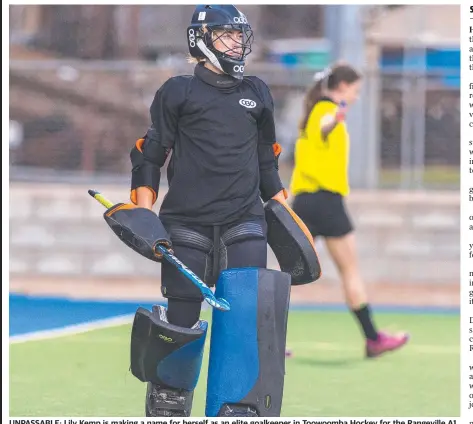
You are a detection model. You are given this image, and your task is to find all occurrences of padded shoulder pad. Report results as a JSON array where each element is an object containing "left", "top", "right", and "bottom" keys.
[
  {"left": 243, "top": 76, "right": 273, "bottom": 108},
  {"left": 155, "top": 75, "right": 192, "bottom": 113}
]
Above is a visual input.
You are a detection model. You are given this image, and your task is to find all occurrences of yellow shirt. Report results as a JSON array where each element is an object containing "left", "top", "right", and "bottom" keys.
[{"left": 290, "top": 99, "right": 350, "bottom": 197}]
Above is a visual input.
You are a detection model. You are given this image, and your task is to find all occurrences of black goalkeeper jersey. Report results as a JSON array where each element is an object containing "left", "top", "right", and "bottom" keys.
[{"left": 147, "top": 62, "right": 283, "bottom": 226}]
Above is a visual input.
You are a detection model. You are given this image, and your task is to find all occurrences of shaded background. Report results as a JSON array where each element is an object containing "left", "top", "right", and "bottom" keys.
[{"left": 8, "top": 5, "right": 459, "bottom": 308}]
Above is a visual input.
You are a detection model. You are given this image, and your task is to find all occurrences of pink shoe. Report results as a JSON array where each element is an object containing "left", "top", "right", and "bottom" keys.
[
  {"left": 285, "top": 349, "right": 293, "bottom": 358},
  {"left": 366, "top": 331, "right": 409, "bottom": 358}
]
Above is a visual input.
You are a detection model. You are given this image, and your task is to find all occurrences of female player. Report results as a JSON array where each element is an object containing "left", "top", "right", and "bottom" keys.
[
  {"left": 288, "top": 63, "right": 409, "bottom": 358},
  {"left": 129, "top": 4, "right": 291, "bottom": 417}
]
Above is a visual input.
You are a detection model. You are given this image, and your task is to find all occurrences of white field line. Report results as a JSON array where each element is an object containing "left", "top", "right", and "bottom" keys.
[{"left": 9, "top": 314, "right": 134, "bottom": 344}]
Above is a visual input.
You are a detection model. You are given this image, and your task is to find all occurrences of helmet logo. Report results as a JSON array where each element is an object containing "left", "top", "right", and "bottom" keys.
[
  {"left": 233, "top": 16, "right": 248, "bottom": 24},
  {"left": 188, "top": 28, "right": 196, "bottom": 48},
  {"left": 233, "top": 65, "right": 244, "bottom": 73},
  {"left": 239, "top": 99, "right": 256, "bottom": 109}
]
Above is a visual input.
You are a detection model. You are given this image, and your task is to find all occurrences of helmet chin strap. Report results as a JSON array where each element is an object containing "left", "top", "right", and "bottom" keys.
[{"left": 197, "top": 39, "right": 225, "bottom": 73}]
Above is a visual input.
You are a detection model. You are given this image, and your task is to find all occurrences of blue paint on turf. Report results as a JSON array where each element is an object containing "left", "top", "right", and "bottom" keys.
[
  {"left": 9, "top": 294, "right": 459, "bottom": 338},
  {"left": 9, "top": 294, "right": 163, "bottom": 337}
]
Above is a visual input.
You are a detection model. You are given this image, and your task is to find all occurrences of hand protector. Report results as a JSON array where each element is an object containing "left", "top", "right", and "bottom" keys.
[
  {"left": 265, "top": 197, "right": 321, "bottom": 285},
  {"left": 104, "top": 203, "right": 172, "bottom": 262}
]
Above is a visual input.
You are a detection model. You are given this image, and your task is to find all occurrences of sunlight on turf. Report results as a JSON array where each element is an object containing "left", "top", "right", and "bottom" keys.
[{"left": 9, "top": 311, "right": 460, "bottom": 417}]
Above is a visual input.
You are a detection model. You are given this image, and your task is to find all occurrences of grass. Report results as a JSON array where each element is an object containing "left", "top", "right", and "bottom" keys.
[
  {"left": 9, "top": 310, "right": 460, "bottom": 417},
  {"left": 378, "top": 166, "right": 460, "bottom": 188}
]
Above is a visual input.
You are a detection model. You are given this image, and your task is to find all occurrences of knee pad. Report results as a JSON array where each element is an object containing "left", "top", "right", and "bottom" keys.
[
  {"left": 130, "top": 305, "right": 208, "bottom": 390},
  {"left": 205, "top": 268, "right": 291, "bottom": 417}
]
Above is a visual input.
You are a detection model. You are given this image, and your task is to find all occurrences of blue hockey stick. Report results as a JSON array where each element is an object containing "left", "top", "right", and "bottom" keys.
[{"left": 88, "top": 189, "right": 230, "bottom": 312}]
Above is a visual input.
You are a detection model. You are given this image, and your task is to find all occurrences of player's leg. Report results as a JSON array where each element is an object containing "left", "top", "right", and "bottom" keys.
[
  {"left": 323, "top": 195, "right": 409, "bottom": 358},
  {"left": 325, "top": 232, "right": 368, "bottom": 309},
  {"left": 133, "top": 299, "right": 205, "bottom": 417},
  {"left": 205, "top": 221, "right": 292, "bottom": 417},
  {"left": 130, "top": 225, "right": 213, "bottom": 417}
]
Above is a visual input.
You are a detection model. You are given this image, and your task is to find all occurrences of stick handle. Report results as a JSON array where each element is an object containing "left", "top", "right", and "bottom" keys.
[
  {"left": 87, "top": 189, "right": 230, "bottom": 311},
  {"left": 88, "top": 189, "right": 113, "bottom": 209}
]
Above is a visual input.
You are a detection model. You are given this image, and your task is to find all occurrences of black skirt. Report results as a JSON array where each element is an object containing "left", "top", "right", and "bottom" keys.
[{"left": 291, "top": 190, "right": 354, "bottom": 238}]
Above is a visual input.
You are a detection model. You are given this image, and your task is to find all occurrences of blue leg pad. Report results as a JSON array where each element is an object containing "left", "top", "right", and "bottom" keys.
[{"left": 205, "top": 267, "right": 291, "bottom": 417}]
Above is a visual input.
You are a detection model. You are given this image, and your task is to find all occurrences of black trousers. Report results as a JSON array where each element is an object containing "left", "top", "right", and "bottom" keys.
[{"left": 160, "top": 215, "right": 268, "bottom": 328}]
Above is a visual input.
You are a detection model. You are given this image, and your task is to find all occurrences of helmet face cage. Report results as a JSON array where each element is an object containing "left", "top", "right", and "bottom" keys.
[
  {"left": 207, "top": 24, "right": 254, "bottom": 62},
  {"left": 187, "top": 5, "right": 254, "bottom": 80}
]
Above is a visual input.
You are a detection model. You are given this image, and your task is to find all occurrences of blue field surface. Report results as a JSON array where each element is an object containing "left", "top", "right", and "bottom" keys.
[
  {"left": 8, "top": 293, "right": 459, "bottom": 337},
  {"left": 9, "top": 294, "right": 159, "bottom": 336}
]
